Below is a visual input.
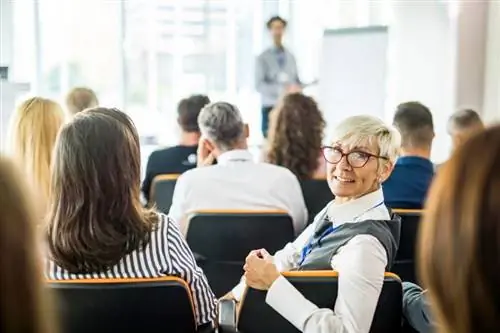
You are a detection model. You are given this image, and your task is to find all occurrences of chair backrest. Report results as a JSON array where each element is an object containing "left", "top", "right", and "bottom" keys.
[
  {"left": 186, "top": 210, "right": 294, "bottom": 297},
  {"left": 238, "top": 271, "right": 402, "bottom": 333},
  {"left": 392, "top": 209, "right": 423, "bottom": 283},
  {"left": 150, "top": 174, "right": 180, "bottom": 213},
  {"left": 48, "top": 277, "right": 197, "bottom": 333},
  {"left": 299, "top": 178, "right": 334, "bottom": 225}
]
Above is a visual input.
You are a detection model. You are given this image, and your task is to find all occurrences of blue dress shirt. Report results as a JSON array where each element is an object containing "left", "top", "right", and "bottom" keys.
[{"left": 383, "top": 156, "right": 434, "bottom": 209}]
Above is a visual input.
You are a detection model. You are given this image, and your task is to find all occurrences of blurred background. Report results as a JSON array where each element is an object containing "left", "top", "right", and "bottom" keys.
[{"left": 2, "top": 0, "right": 500, "bottom": 167}]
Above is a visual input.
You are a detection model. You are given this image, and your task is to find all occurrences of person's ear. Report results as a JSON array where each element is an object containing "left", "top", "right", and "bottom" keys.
[
  {"left": 378, "top": 160, "right": 394, "bottom": 183},
  {"left": 244, "top": 124, "right": 250, "bottom": 138}
]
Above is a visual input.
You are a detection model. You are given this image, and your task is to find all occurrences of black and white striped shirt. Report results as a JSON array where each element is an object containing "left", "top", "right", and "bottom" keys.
[{"left": 45, "top": 213, "right": 217, "bottom": 326}]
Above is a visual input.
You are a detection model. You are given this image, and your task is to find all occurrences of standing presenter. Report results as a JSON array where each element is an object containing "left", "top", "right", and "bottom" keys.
[{"left": 256, "top": 16, "right": 302, "bottom": 138}]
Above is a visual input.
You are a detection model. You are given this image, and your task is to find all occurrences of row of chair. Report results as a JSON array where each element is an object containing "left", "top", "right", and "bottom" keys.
[
  {"left": 48, "top": 272, "right": 412, "bottom": 333},
  {"left": 185, "top": 209, "right": 422, "bottom": 296},
  {"left": 149, "top": 174, "right": 334, "bottom": 225}
]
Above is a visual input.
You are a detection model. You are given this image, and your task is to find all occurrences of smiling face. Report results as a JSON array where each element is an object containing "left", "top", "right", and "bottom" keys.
[{"left": 325, "top": 139, "right": 393, "bottom": 202}]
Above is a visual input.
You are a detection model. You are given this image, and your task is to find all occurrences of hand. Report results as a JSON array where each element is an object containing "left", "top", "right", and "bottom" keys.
[
  {"left": 243, "top": 249, "right": 280, "bottom": 290},
  {"left": 286, "top": 84, "right": 302, "bottom": 94},
  {"left": 197, "top": 137, "right": 215, "bottom": 167}
]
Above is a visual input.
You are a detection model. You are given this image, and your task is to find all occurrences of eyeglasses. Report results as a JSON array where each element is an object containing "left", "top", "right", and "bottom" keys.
[{"left": 321, "top": 146, "right": 388, "bottom": 168}]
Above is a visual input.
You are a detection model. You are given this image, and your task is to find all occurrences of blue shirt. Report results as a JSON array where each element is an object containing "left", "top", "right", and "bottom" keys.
[{"left": 383, "top": 156, "right": 434, "bottom": 209}]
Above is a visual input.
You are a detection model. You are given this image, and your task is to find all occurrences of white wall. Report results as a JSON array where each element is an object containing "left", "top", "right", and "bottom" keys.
[
  {"left": 454, "top": 0, "right": 488, "bottom": 112},
  {"left": 0, "top": 0, "right": 13, "bottom": 67},
  {"left": 388, "top": 2, "right": 456, "bottom": 162},
  {"left": 483, "top": 0, "right": 500, "bottom": 123}
]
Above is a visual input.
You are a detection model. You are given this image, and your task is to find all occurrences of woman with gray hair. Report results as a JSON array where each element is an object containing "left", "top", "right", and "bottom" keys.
[{"left": 229, "top": 115, "right": 402, "bottom": 333}]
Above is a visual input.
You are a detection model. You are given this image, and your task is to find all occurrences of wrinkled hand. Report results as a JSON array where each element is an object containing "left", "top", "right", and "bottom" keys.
[{"left": 244, "top": 249, "right": 281, "bottom": 290}]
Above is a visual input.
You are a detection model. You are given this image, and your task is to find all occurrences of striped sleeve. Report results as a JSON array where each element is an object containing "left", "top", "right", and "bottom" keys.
[{"left": 162, "top": 215, "right": 217, "bottom": 326}]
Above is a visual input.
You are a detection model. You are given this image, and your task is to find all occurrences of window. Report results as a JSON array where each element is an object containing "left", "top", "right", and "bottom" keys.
[{"left": 11, "top": 0, "right": 392, "bottom": 169}]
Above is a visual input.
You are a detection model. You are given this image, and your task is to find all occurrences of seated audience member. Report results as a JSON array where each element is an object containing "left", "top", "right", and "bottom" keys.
[
  {"left": 0, "top": 157, "right": 54, "bottom": 333},
  {"left": 142, "top": 94, "right": 210, "bottom": 203},
  {"left": 65, "top": 87, "right": 99, "bottom": 115},
  {"left": 383, "top": 101, "right": 435, "bottom": 209},
  {"left": 419, "top": 125, "right": 500, "bottom": 333},
  {"left": 265, "top": 93, "right": 326, "bottom": 180},
  {"left": 447, "top": 108, "right": 484, "bottom": 151},
  {"left": 230, "top": 115, "right": 402, "bottom": 333},
  {"left": 168, "top": 101, "right": 307, "bottom": 235},
  {"left": 45, "top": 108, "right": 216, "bottom": 327},
  {"left": 403, "top": 282, "right": 433, "bottom": 333},
  {"left": 9, "top": 97, "right": 65, "bottom": 218}
]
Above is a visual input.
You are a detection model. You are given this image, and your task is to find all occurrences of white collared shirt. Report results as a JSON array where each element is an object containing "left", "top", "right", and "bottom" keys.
[
  {"left": 232, "top": 188, "right": 390, "bottom": 333},
  {"left": 168, "top": 149, "right": 308, "bottom": 235}
]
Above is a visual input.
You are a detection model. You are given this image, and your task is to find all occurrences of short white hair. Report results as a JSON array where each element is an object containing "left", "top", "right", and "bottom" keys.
[{"left": 330, "top": 115, "right": 401, "bottom": 164}]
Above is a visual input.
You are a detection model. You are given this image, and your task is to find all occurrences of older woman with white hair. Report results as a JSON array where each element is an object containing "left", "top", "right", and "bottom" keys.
[{"left": 229, "top": 115, "right": 402, "bottom": 333}]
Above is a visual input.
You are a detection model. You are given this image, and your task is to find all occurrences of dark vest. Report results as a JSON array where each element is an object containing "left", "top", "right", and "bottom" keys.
[{"left": 299, "top": 208, "right": 401, "bottom": 271}]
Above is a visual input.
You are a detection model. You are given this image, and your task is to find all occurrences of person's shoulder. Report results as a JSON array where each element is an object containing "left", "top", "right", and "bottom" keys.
[
  {"left": 154, "top": 212, "right": 182, "bottom": 237},
  {"left": 258, "top": 47, "right": 273, "bottom": 58},
  {"left": 177, "top": 165, "right": 218, "bottom": 183},
  {"left": 155, "top": 145, "right": 196, "bottom": 157},
  {"left": 148, "top": 146, "right": 178, "bottom": 160}
]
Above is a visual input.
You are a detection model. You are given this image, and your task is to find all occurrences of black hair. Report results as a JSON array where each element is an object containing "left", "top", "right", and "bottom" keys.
[
  {"left": 266, "top": 16, "right": 287, "bottom": 29},
  {"left": 177, "top": 94, "right": 211, "bottom": 132},
  {"left": 393, "top": 101, "right": 434, "bottom": 149}
]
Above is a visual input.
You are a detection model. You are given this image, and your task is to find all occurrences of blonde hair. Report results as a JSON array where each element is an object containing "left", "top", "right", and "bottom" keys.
[
  {"left": 9, "top": 97, "right": 65, "bottom": 212},
  {"left": 331, "top": 115, "right": 401, "bottom": 164},
  {"left": 65, "top": 87, "right": 99, "bottom": 115},
  {"left": 0, "top": 156, "right": 55, "bottom": 333}
]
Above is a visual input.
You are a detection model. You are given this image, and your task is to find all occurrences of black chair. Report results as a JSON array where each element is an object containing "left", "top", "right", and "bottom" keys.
[
  {"left": 48, "top": 277, "right": 212, "bottom": 333},
  {"left": 186, "top": 210, "right": 294, "bottom": 297},
  {"left": 219, "top": 271, "right": 402, "bottom": 333},
  {"left": 392, "top": 209, "right": 423, "bottom": 284},
  {"left": 150, "top": 174, "right": 180, "bottom": 213},
  {"left": 300, "top": 178, "right": 334, "bottom": 225}
]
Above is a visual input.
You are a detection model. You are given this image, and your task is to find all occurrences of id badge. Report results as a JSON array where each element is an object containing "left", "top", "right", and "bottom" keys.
[{"left": 277, "top": 72, "right": 289, "bottom": 83}]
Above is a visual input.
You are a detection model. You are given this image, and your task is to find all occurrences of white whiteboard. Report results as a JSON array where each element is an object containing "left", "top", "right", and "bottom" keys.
[{"left": 318, "top": 26, "right": 388, "bottom": 139}]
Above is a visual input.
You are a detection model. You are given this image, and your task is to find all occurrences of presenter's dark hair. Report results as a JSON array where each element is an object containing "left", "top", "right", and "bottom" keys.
[
  {"left": 47, "top": 107, "right": 158, "bottom": 274},
  {"left": 267, "top": 16, "right": 287, "bottom": 29}
]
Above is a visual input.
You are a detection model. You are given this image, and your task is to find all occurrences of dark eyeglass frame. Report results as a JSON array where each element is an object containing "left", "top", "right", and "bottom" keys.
[{"left": 321, "top": 146, "right": 389, "bottom": 168}]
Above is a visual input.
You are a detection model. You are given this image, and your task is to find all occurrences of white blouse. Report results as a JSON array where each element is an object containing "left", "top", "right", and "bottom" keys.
[{"left": 233, "top": 188, "right": 391, "bottom": 333}]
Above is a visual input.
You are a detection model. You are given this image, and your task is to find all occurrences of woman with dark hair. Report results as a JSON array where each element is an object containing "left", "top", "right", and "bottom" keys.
[
  {"left": 266, "top": 93, "right": 326, "bottom": 180},
  {"left": 419, "top": 125, "right": 500, "bottom": 333},
  {"left": 45, "top": 108, "right": 216, "bottom": 326},
  {"left": 0, "top": 157, "right": 54, "bottom": 333}
]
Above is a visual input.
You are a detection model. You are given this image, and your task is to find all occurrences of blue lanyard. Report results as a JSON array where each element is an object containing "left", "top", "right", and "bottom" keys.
[
  {"left": 276, "top": 50, "right": 285, "bottom": 69},
  {"left": 298, "top": 201, "right": 385, "bottom": 266},
  {"left": 299, "top": 225, "right": 338, "bottom": 266}
]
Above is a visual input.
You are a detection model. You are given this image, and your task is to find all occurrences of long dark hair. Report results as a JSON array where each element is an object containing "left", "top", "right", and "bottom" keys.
[
  {"left": 419, "top": 125, "right": 500, "bottom": 333},
  {"left": 47, "top": 108, "right": 158, "bottom": 273},
  {"left": 267, "top": 93, "right": 325, "bottom": 179},
  {"left": 0, "top": 157, "right": 53, "bottom": 333}
]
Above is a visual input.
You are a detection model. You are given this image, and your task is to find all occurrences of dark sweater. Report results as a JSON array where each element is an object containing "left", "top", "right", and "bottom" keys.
[{"left": 141, "top": 145, "right": 198, "bottom": 202}]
